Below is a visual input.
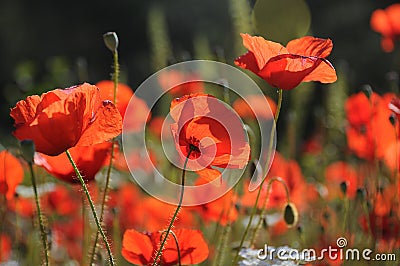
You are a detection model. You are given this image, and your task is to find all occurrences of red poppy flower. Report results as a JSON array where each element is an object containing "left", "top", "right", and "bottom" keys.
[
  {"left": 234, "top": 33, "right": 337, "bottom": 90},
  {"left": 370, "top": 3, "right": 400, "bottom": 52},
  {"left": 7, "top": 196, "right": 35, "bottom": 218},
  {"left": 10, "top": 83, "right": 122, "bottom": 156},
  {"left": 345, "top": 92, "right": 397, "bottom": 160},
  {"left": 96, "top": 80, "right": 150, "bottom": 132},
  {"left": 122, "top": 228, "right": 209, "bottom": 265},
  {"left": 170, "top": 93, "right": 250, "bottom": 171},
  {"left": 194, "top": 177, "right": 238, "bottom": 225},
  {"left": 324, "top": 161, "right": 360, "bottom": 199},
  {"left": 232, "top": 95, "right": 276, "bottom": 120},
  {"left": 0, "top": 150, "right": 24, "bottom": 200},
  {"left": 34, "top": 142, "right": 111, "bottom": 183},
  {"left": 41, "top": 185, "right": 80, "bottom": 216}
]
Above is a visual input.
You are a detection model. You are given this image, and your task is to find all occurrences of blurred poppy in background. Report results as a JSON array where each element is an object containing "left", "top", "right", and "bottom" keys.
[
  {"left": 0, "top": 150, "right": 24, "bottom": 200},
  {"left": 370, "top": 3, "right": 400, "bottom": 52}
]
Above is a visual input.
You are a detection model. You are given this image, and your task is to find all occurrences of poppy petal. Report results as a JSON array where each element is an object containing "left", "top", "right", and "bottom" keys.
[
  {"left": 239, "top": 33, "right": 287, "bottom": 70},
  {"left": 76, "top": 101, "right": 122, "bottom": 147},
  {"left": 122, "top": 229, "right": 153, "bottom": 265},
  {"left": 286, "top": 36, "right": 333, "bottom": 58},
  {"left": 151, "top": 229, "right": 209, "bottom": 265}
]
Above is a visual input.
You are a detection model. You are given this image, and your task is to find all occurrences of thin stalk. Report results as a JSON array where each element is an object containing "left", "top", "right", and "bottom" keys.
[
  {"left": 249, "top": 177, "right": 290, "bottom": 245},
  {"left": 152, "top": 147, "right": 194, "bottom": 266},
  {"left": 90, "top": 47, "right": 119, "bottom": 265},
  {"left": 232, "top": 89, "right": 283, "bottom": 265},
  {"left": 28, "top": 162, "right": 49, "bottom": 266},
  {"left": 65, "top": 150, "right": 114, "bottom": 265}
]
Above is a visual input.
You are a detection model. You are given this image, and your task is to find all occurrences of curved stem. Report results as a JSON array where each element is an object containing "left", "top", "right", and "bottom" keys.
[
  {"left": 152, "top": 147, "right": 194, "bottom": 266},
  {"left": 232, "top": 89, "right": 283, "bottom": 265},
  {"left": 160, "top": 230, "right": 181, "bottom": 266},
  {"left": 28, "top": 162, "right": 49, "bottom": 266},
  {"left": 65, "top": 150, "right": 115, "bottom": 266}
]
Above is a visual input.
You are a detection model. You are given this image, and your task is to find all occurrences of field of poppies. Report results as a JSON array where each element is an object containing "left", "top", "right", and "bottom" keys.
[{"left": 1, "top": 0, "right": 400, "bottom": 265}]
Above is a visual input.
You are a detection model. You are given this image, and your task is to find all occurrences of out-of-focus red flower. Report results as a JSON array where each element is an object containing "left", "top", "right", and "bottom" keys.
[
  {"left": 170, "top": 93, "right": 250, "bottom": 172},
  {"left": 122, "top": 228, "right": 209, "bottom": 265},
  {"left": 34, "top": 142, "right": 111, "bottom": 183},
  {"left": 345, "top": 92, "right": 397, "bottom": 160},
  {"left": 360, "top": 211, "right": 400, "bottom": 251},
  {"left": 41, "top": 185, "right": 80, "bottom": 216},
  {"left": 158, "top": 70, "right": 204, "bottom": 96},
  {"left": 0, "top": 234, "right": 11, "bottom": 262},
  {"left": 7, "top": 196, "right": 35, "bottom": 218},
  {"left": 240, "top": 152, "right": 307, "bottom": 211},
  {"left": 235, "top": 33, "right": 337, "bottom": 90},
  {"left": 96, "top": 80, "right": 151, "bottom": 132},
  {"left": 194, "top": 177, "right": 238, "bottom": 225},
  {"left": 10, "top": 83, "right": 122, "bottom": 156},
  {"left": 0, "top": 150, "right": 24, "bottom": 200},
  {"left": 52, "top": 218, "right": 84, "bottom": 261},
  {"left": 96, "top": 80, "right": 133, "bottom": 117},
  {"left": 370, "top": 3, "right": 400, "bottom": 52},
  {"left": 324, "top": 161, "right": 361, "bottom": 199},
  {"left": 107, "top": 183, "right": 194, "bottom": 231},
  {"left": 232, "top": 95, "right": 276, "bottom": 120}
]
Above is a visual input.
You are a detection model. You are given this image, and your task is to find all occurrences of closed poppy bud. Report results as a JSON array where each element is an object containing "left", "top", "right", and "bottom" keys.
[
  {"left": 362, "top": 85, "right": 373, "bottom": 99},
  {"left": 103, "top": 32, "right": 119, "bottom": 53},
  {"left": 283, "top": 202, "right": 298, "bottom": 228},
  {"left": 20, "top": 140, "right": 35, "bottom": 163},
  {"left": 356, "top": 188, "right": 366, "bottom": 202},
  {"left": 340, "top": 181, "right": 347, "bottom": 195}
]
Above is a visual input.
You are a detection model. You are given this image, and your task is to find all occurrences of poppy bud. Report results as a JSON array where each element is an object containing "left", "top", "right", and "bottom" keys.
[
  {"left": 103, "top": 32, "right": 119, "bottom": 53},
  {"left": 283, "top": 202, "right": 298, "bottom": 228},
  {"left": 340, "top": 181, "right": 347, "bottom": 195},
  {"left": 356, "top": 188, "right": 366, "bottom": 202},
  {"left": 361, "top": 85, "right": 372, "bottom": 99},
  {"left": 20, "top": 140, "right": 35, "bottom": 163},
  {"left": 389, "top": 113, "right": 397, "bottom": 126}
]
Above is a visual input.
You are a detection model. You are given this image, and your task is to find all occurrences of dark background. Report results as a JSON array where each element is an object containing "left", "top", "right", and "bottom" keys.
[{"left": 1, "top": 0, "right": 399, "bottom": 145}]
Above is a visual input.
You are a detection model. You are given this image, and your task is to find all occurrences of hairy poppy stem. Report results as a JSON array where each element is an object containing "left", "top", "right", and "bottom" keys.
[
  {"left": 152, "top": 147, "right": 194, "bottom": 266},
  {"left": 233, "top": 89, "right": 283, "bottom": 265},
  {"left": 90, "top": 41, "right": 120, "bottom": 265},
  {"left": 28, "top": 162, "right": 49, "bottom": 266},
  {"left": 65, "top": 150, "right": 115, "bottom": 266}
]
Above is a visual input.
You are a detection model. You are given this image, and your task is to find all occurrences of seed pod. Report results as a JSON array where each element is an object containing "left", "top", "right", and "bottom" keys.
[
  {"left": 283, "top": 202, "right": 298, "bottom": 228},
  {"left": 103, "top": 32, "right": 119, "bottom": 53}
]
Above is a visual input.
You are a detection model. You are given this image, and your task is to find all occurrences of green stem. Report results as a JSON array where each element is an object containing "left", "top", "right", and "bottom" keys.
[
  {"left": 90, "top": 47, "right": 119, "bottom": 265},
  {"left": 232, "top": 89, "right": 283, "bottom": 265},
  {"left": 152, "top": 147, "right": 194, "bottom": 266},
  {"left": 249, "top": 177, "right": 290, "bottom": 245},
  {"left": 65, "top": 150, "right": 114, "bottom": 265},
  {"left": 28, "top": 162, "right": 49, "bottom": 266}
]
